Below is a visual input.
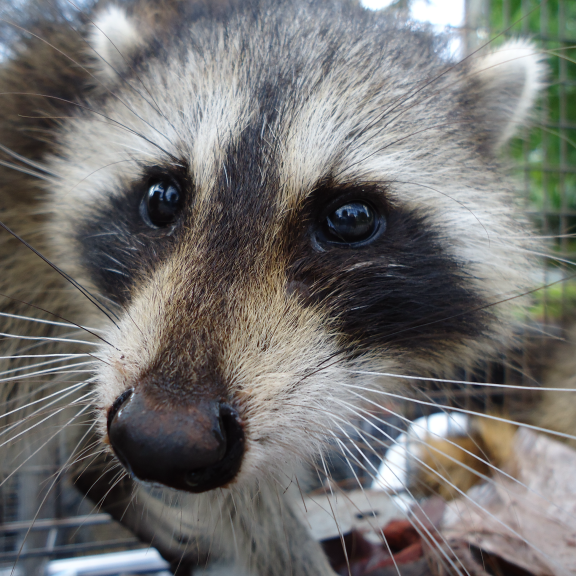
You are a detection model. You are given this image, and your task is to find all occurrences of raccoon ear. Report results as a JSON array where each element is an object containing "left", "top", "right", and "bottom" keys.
[
  {"left": 470, "top": 40, "right": 546, "bottom": 151},
  {"left": 88, "top": 6, "right": 146, "bottom": 81}
]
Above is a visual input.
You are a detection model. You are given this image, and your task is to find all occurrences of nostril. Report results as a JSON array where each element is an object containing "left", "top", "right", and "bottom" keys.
[
  {"left": 219, "top": 404, "right": 244, "bottom": 456},
  {"left": 107, "top": 388, "right": 133, "bottom": 431},
  {"left": 185, "top": 403, "right": 245, "bottom": 490}
]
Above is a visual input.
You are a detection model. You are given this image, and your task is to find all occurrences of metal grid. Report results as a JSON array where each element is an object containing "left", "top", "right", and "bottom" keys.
[
  {"left": 0, "top": 1, "right": 575, "bottom": 575},
  {"left": 468, "top": 0, "right": 576, "bottom": 407}
]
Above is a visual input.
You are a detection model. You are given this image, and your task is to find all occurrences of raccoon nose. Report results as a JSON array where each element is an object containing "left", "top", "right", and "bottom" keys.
[{"left": 107, "top": 390, "right": 245, "bottom": 493}]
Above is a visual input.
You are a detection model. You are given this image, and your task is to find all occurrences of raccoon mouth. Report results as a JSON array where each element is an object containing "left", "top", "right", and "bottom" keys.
[{"left": 107, "top": 390, "right": 245, "bottom": 493}]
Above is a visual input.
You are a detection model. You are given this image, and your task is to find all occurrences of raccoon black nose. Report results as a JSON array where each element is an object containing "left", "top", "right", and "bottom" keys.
[{"left": 107, "top": 390, "right": 245, "bottom": 493}]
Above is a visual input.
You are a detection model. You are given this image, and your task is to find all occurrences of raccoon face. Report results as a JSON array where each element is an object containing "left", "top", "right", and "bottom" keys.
[{"left": 45, "top": 1, "right": 543, "bottom": 494}]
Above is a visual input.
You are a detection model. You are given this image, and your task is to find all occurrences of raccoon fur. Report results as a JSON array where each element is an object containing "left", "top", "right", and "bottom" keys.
[{"left": 0, "top": 0, "right": 546, "bottom": 574}]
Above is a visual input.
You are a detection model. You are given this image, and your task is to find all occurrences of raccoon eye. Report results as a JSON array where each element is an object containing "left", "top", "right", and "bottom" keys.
[
  {"left": 322, "top": 201, "right": 380, "bottom": 244},
  {"left": 142, "top": 180, "right": 183, "bottom": 227}
]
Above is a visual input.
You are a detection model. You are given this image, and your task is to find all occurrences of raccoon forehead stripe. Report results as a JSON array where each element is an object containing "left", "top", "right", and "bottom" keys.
[{"left": 186, "top": 84, "right": 253, "bottom": 199}]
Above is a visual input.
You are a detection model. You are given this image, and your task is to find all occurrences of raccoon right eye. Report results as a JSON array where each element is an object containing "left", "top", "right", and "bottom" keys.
[
  {"left": 142, "top": 180, "right": 183, "bottom": 227},
  {"left": 317, "top": 200, "right": 384, "bottom": 247}
]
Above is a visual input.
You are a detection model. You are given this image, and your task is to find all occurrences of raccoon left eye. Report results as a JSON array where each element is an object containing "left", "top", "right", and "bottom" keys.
[
  {"left": 322, "top": 201, "right": 380, "bottom": 244},
  {"left": 142, "top": 180, "right": 183, "bottom": 227}
]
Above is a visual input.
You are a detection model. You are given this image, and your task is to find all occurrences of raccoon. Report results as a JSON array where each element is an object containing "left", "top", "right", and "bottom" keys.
[{"left": 0, "top": 0, "right": 546, "bottom": 574}]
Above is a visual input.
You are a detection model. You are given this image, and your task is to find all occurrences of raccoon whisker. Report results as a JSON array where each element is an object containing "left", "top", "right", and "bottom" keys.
[
  {"left": 302, "top": 464, "right": 401, "bottom": 576},
  {"left": 0, "top": 354, "right": 89, "bottom": 377},
  {"left": 226, "top": 493, "right": 241, "bottom": 561},
  {"left": 10, "top": 417, "right": 98, "bottom": 576},
  {"left": 330, "top": 460, "right": 464, "bottom": 576},
  {"left": 9, "top": 341, "right": 108, "bottom": 364},
  {"left": 59, "top": 441, "right": 103, "bottom": 476},
  {"left": 293, "top": 474, "right": 308, "bottom": 515},
  {"left": 330, "top": 413, "right": 558, "bottom": 572},
  {"left": 62, "top": 450, "right": 118, "bottom": 539},
  {"left": 104, "top": 268, "right": 131, "bottom": 278},
  {"left": 0, "top": 374, "right": 95, "bottom": 416},
  {"left": 0, "top": 369, "right": 92, "bottom": 389},
  {"left": 0, "top": 388, "right": 95, "bottom": 446},
  {"left": 203, "top": 491, "right": 225, "bottom": 566},
  {"left": 65, "top": 158, "right": 139, "bottom": 197},
  {"left": 107, "top": 470, "right": 132, "bottom": 511},
  {"left": 170, "top": 546, "right": 195, "bottom": 576},
  {"left": 364, "top": 42, "right": 545, "bottom": 152},
  {"left": 85, "top": 231, "right": 121, "bottom": 239},
  {"left": 17, "top": 114, "right": 76, "bottom": 120},
  {"left": 338, "top": 118, "right": 474, "bottom": 178},
  {"left": 336, "top": 416, "right": 568, "bottom": 572},
  {"left": 34, "top": 428, "right": 98, "bottom": 491},
  {"left": 329, "top": 425, "right": 440, "bottom": 499},
  {"left": 73, "top": 458, "right": 130, "bottom": 522},
  {"left": 499, "top": 232, "right": 576, "bottom": 240},
  {"left": 0, "top": 361, "right": 93, "bottom": 383},
  {"left": 62, "top": 454, "right": 107, "bottom": 507},
  {"left": 86, "top": 462, "right": 128, "bottom": 512},
  {"left": 544, "top": 45, "right": 576, "bottom": 55},
  {"left": 0, "top": 402, "right": 91, "bottom": 493},
  {"left": 314, "top": 436, "right": 406, "bottom": 571},
  {"left": 90, "top": 290, "right": 125, "bottom": 313},
  {"left": 393, "top": 179, "right": 489, "bottom": 241},
  {"left": 0, "top": 353, "right": 90, "bottom": 359},
  {"left": 342, "top": 384, "right": 576, "bottom": 442},
  {"left": 342, "top": 369, "right": 574, "bottom": 392},
  {"left": 291, "top": 348, "right": 351, "bottom": 387},
  {"left": 351, "top": 92, "right": 542, "bottom": 182},
  {"left": 350, "top": 423, "right": 507, "bottom": 515},
  {"left": 78, "top": 466, "right": 129, "bottom": 527},
  {"left": 309, "top": 450, "right": 456, "bottom": 576},
  {"left": 0, "top": 17, "right": 176, "bottom": 151},
  {"left": 347, "top": 8, "right": 542, "bottom": 160},
  {"left": 60, "top": 449, "right": 117, "bottom": 540},
  {"left": 349, "top": 269, "right": 576, "bottom": 348},
  {"left": 74, "top": 48, "right": 168, "bottom": 131},
  {"left": 65, "top": 0, "right": 179, "bottom": 136},
  {"left": 0, "top": 331, "right": 99, "bottom": 346},
  {"left": 509, "top": 246, "right": 576, "bottom": 268},
  {"left": 332, "top": 455, "right": 491, "bottom": 576},
  {"left": 513, "top": 320, "right": 567, "bottom": 343},
  {"left": 109, "top": 141, "right": 166, "bottom": 159},
  {"left": 0, "top": 222, "right": 122, "bottom": 329},
  {"left": 317, "top": 452, "right": 354, "bottom": 576},
  {"left": 330, "top": 405, "right": 492, "bottom": 493},
  {"left": 0, "top": 390, "right": 93, "bottom": 438},
  {"left": 0, "top": 310, "right": 107, "bottom": 333},
  {"left": 327, "top": 427, "right": 469, "bottom": 576},
  {"left": 329, "top": 399, "right": 554, "bottom": 507},
  {"left": 103, "top": 253, "right": 130, "bottom": 268},
  {"left": 0, "top": 158, "right": 54, "bottom": 182},
  {"left": 0, "top": 141, "right": 60, "bottom": 177},
  {"left": 0, "top": 386, "right": 93, "bottom": 433},
  {"left": 0, "top": 91, "right": 177, "bottom": 162},
  {"left": 69, "top": 441, "right": 108, "bottom": 486},
  {"left": 538, "top": 124, "right": 576, "bottom": 152}
]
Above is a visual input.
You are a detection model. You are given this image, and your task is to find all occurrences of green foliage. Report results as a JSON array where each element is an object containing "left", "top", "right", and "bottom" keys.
[
  {"left": 530, "top": 280, "right": 576, "bottom": 321},
  {"left": 489, "top": 0, "right": 576, "bottom": 252}
]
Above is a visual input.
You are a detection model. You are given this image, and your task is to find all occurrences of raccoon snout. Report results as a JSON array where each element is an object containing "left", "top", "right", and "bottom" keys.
[{"left": 107, "top": 390, "right": 245, "bottom": 493}]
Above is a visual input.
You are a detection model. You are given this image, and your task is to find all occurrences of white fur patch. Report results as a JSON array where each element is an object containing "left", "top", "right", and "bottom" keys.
[
  {"left": 89, "top": 6, "right": 144, "bottom": 79},
  {"left": 475, "top": 40, "right": 546, "bottom": 147}
]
